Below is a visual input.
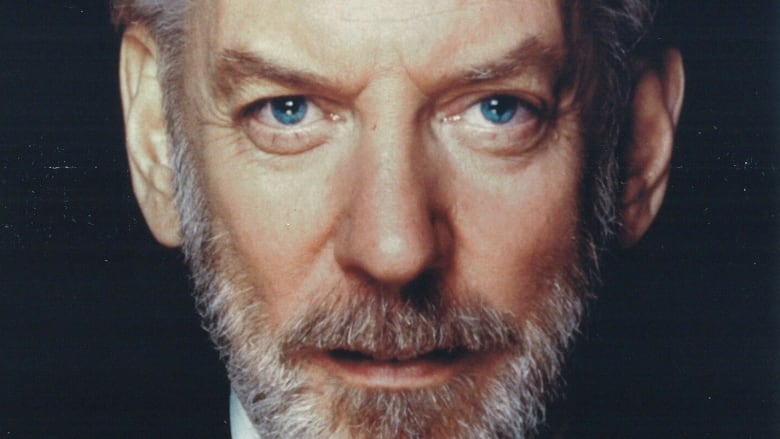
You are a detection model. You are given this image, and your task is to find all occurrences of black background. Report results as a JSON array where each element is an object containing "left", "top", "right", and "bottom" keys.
[{"left": 1, "top": 1, "right": 777, "bottom": 437}]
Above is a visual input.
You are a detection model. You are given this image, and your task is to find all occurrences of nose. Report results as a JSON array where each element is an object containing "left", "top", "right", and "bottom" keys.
[{"left": 334, "top": 123, "right": 440, "bottom": 287}]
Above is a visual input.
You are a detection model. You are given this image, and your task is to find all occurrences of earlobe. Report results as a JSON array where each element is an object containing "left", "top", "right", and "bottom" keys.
[
  {"left": 620, "top": 49, "right": 685, "bottom": 247},
  {"left": 120, "top": 26, "right": 182, "bottom": 247}
]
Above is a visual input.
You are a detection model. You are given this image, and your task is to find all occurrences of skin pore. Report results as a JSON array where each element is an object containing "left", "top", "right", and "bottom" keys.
[{"left": 119, "top": 0, "right": 684, "bottom": 437}]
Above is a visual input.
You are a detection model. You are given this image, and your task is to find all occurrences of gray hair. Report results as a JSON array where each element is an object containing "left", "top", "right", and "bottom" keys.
[
  {"left": 111, "top": 0, "right": 203, "bottom": 264},
  {"left": 111, "top": 0, "right": 659, "bottom": 261}
]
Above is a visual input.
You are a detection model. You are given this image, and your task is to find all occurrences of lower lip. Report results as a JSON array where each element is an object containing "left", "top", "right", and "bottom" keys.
[{"left": 314, "top": 349, "right": 470, "bottom": 389}]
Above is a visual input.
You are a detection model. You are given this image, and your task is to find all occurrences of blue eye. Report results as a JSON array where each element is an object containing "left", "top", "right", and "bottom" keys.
[
  {"left": 270, "top": 96, "right": 308, "bottom": 125},
  {"left": 479, "top": 95, "right": 519, "bottom": 124}
]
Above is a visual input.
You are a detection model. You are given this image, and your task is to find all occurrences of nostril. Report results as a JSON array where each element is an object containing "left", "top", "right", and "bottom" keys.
[{"left": 399, "top": 269, "right": 443, "bottom": 310}]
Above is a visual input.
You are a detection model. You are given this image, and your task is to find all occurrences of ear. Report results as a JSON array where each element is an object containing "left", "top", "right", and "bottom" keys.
[
  {"left": 119, "top": 26, "right": 182, "bottom": 247},
  {"left": 620, "top": 49, "right": 685, "bottom": 247}
]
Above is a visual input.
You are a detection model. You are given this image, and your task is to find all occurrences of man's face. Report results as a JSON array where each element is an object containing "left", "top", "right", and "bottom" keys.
[{"left": 178, "top": 0, "right": 590, "bottom": 437}]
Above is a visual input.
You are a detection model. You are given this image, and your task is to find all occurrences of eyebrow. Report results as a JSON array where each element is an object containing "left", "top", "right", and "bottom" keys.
[
  {"left": 461, "top": 37, "right": 567, "bottom": 83},
  {"left": 211, "top": 37, "right": 567, "bottom": 102},
  {"left": 212, "top": 49, "right": 339, "bottom": 101}
]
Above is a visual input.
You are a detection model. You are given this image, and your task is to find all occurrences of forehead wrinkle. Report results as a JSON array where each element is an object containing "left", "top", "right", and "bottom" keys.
[
  {"left": 334, "top": 0, "right": 486, "bottom": 24},
  {"left": 204, "top": 7, "right": 571, "bottom": 108},
  {"left": 210, "top": 48, "right": 346, "bottom": 104}
]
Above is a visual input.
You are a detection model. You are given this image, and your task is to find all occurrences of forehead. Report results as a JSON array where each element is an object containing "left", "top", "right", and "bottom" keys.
[{"left": 188, "top": 0, "right": 565, "bottom": 87}]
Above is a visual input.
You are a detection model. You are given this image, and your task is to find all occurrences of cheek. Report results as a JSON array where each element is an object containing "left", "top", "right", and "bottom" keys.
[
  {"left": 196, "top": 142, "right": 344, "bottom": 318},
  {"left": 448, "top": 148, "right": 583, "bottom": 314}
]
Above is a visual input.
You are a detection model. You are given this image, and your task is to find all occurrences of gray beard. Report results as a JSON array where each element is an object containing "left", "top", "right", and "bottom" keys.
[
  {"left": 168, "top": 114, "right": 595, "bottom": 439},
  {"left": 181, "top": 221, "right": 590, "bottom": 439}
]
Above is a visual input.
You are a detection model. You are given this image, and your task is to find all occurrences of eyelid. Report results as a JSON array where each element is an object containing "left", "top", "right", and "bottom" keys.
[
  {"left": 237, "top": 94, "right": 345, "bottom": 123},
  {"left": 237, "top": 94, "right": 345, "bottom": 156},
  {"left": 437, "top": 89, "right": 550, "bottom": 122},
  {"left": 434, "top": 92, "right": 553, "bottom": 158},
  {"left": 241, "top": 97, "right": 320, "bottom": 127}
]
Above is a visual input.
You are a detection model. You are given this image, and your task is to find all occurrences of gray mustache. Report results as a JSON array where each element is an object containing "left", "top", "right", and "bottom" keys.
[{"left": 279, "top": 293, "right": 525, "bottom": 360}]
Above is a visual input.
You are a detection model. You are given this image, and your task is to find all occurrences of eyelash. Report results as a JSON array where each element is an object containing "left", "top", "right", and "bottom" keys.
[
  {"left": 238, "top": 96, "right": 337, "bottom": 155},
  {"left": 235, "top": 92, "right": 551, "bottom": 157},
  {"left": 467, "top": 95, "right": 545, "bottom": 125},
  {"left": 437, "top": 93, "right": 551, "bottom": 155}
]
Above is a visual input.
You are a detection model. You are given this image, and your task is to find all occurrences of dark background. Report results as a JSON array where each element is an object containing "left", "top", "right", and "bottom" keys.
[{"left": 1, "top": 1, "right": 777, "bottom": 437}]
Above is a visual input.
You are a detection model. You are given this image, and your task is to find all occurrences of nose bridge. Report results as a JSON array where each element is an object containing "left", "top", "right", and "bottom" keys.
[{"left": 335, "top": 102, "right": 437, "bottom": 285}]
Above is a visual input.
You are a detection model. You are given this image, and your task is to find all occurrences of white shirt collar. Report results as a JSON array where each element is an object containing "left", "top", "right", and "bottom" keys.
[{"left": 230, "top": 389, "right": 261, "bottom": 439}]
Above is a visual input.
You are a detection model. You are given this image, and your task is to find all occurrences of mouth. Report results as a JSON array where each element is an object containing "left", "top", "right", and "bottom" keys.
[
  {"left": 315, "top": 347, "right": 472, "bottom": 389},
  {"left": 330, "top": 346, "right": 467, "bottom": 363}
]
